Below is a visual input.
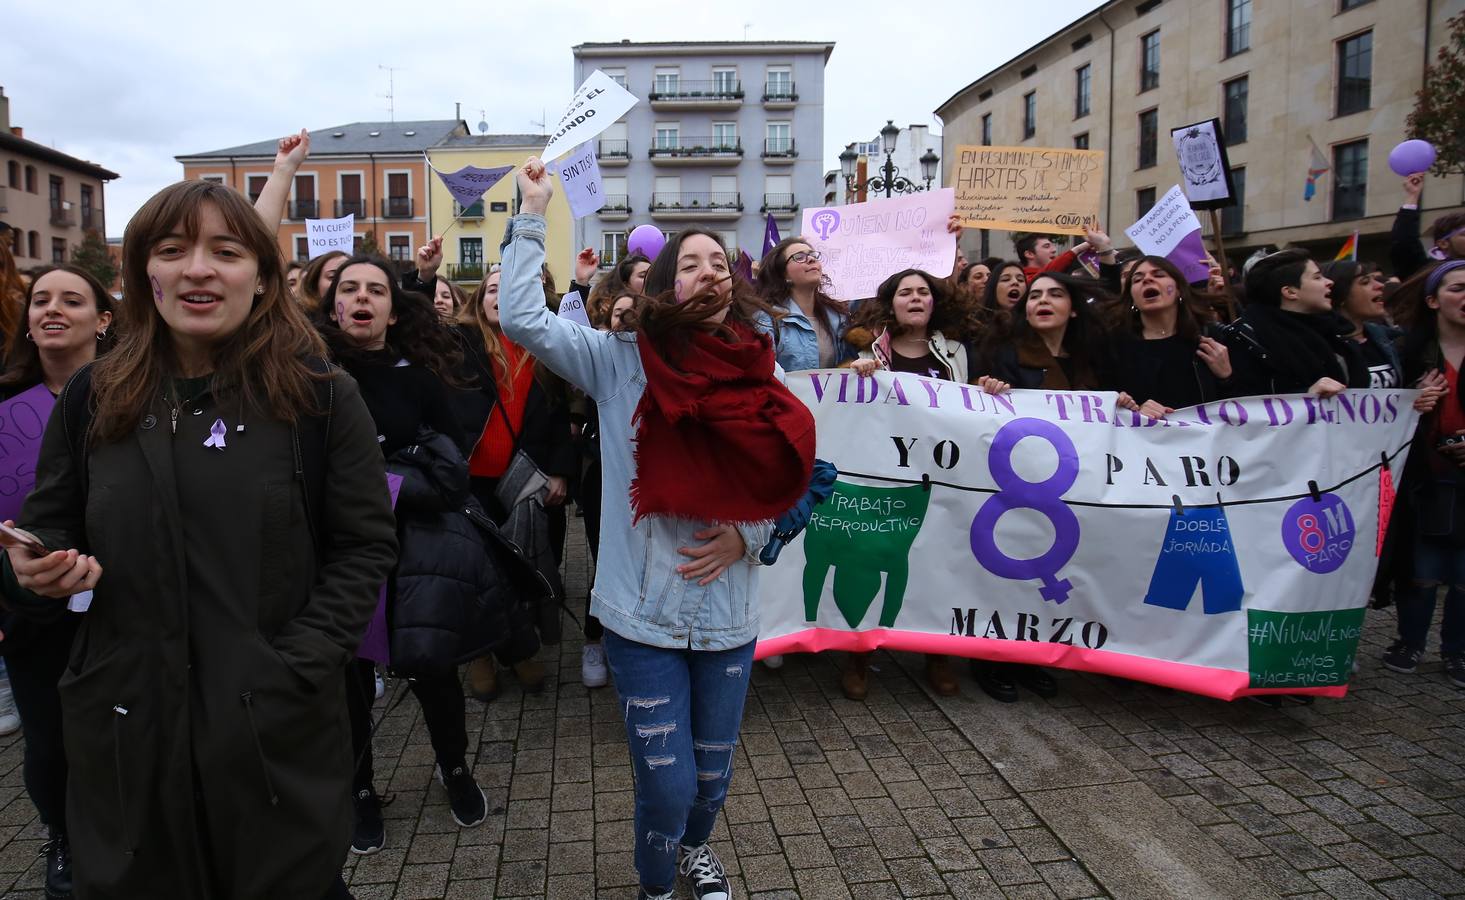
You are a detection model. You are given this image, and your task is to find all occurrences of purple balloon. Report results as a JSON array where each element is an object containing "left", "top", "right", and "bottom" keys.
[
  {"left": 1388, "top": 139, "right": 1436, "bottom": 177},
  {"left": 626, "top": 224, "right": 666, "bottom": 260}
]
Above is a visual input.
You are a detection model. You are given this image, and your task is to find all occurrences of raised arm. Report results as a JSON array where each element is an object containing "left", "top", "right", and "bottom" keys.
[
  {"left": 498, "top": 158, "right": 635, "bottom": 400},
  {"left": 253, "top": 129, "right": 310, "bottom": 231}
]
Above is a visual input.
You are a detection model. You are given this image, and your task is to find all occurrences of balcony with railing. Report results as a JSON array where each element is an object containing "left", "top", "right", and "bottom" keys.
[
  {"left": 648, "top": 137, "right": 743, "bottom": 167},
  {"left": 81, "top": 207, "right": 100, "bottom": 232},
  {"left": 336, "top": 198, "right": 368, "bottom": 218},
  {"left": 649, "top": 192, "right": 742, "bottom": 220},
  {"left": 446, "top": 262, "right": 486, "bottom": 281},
  {"left": 454, "top": 200, "right": 485, "bottom": 219},
  {"left": 761, "top": 193, "right": 799, "bottom": 217},
  {"left": 762, "top": 138, "right": 797, "bottom": 163},
  {"left": 762, "top": 81, "right": 798, "bottom": 106},
  {"left": 597, "top": 139, "right": 630, "bottom": 166},
  {"left": 381, "top": 196, "right": 414, "bottom": 219},
  {"left": 49, "top": 203, "right": 74, "bottom": 228},
  {"left": 598, "top": 195, "right": 631, "bottom": 220},
  {"left": 289, "top": 199, "right": 319, "bottom": 220},
  {"left": 648, "top": 79, "right": 744, "bottom": 110}
]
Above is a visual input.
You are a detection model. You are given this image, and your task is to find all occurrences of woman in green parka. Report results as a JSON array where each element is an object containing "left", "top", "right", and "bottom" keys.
[{"left": 0, "top": 179, "right": 398, "bottom": 900}]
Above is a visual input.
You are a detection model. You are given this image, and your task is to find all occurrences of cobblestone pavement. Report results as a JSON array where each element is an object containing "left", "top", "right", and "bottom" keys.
[{"left": 0, "top": 518, "right": 1461, "bottom": 898}]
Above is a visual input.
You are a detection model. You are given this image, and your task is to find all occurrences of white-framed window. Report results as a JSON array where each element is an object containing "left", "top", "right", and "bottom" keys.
[
  {"left": 387, "top": 233, "right": 413, "bottom": 262},
  {"left": 766, "top": 121, "right": 792, "bottom": 154},
  {"left": 291, "top": 172, "right": 318, "bottom": 219},
  {"left": 245, "top": 174, "right": 269, "bottom": 204},
  {"left": 713, "top": 122, "right": 738, "bottom": 148},
  {"left": 654, "top": 67, "right": 680, "bottom": 94},
  {"left": 601, "top": 231, "right": 626, "bottom": 264},
  {"left": 765, "top": 66, "right": 792, "bottom": 98},
  {"left": 294, "top": 236, "right": 310, "bottom": 260},
  {"left": 654, "top": 176, "right": 681, "bottom": 206},
  {"left": 459, "top": 236, "right": 484, "bottom": 267},
  {"left": 337, "top": 170, "right": 366, "bottom": 218},
  {"left": 765, "top": 174, "right": 792, "bottom": 194},
  {"left": 710, "top": 176, "right": 737, "bottom": 207},
  {"left": 655, "top": 122, "right": 681, "bottom": 150},
  {"left": 383, "top": 170, "right": 413, "bottom": 218},
  {"left": 712, "top": 67, "right": 738, "bottom": 94},
  {"left": 603, "top": 176, "right": 628, "bottom": 206},
  {"left": 602, "top": 67, "right": 627, "bottom": 89}
]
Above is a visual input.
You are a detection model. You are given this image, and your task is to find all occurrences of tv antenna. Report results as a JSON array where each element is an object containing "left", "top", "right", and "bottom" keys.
[
  {"left": 378, "top": 65, "right": 402, "bottom": 121},
  {"left": 477, "top": 109, "right": 489, "bottom": 134},
  {"left": 530, "top": 107, "right": 547, "bottom": 132},
  {"left": 743, "top": 22, "right": 752, "bottom": 39}
]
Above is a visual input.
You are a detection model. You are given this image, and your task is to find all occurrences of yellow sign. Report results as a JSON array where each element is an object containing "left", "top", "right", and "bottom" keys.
[{"left": 951, "top": 145, "right": 1105, "bottom": 235}]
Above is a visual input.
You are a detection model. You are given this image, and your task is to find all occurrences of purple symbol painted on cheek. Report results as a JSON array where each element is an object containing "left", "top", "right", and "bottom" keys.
[
  {"left": 150, "top": 276, "right": 164, "bottom": 303},
  {"left": 1281, "top": 493, "right": 1354, "bottom": 574},
  {"left": 810, "top": 209, "right": 841, "bottom": 241},
  {"left": 970, "top": 417, "right": 1081, "bottom": 603},
  {"left": 335, "top": 302, "right": 346, "bottom": 324}
]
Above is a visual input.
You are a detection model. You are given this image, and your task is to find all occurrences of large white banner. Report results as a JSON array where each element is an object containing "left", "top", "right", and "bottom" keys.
[{"left": 757, "top": 372, "right": 1418, "bottom": 700}]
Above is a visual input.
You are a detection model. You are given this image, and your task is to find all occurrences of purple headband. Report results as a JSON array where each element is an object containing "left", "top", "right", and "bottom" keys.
[{"left": 1425, "top": 259, "right": 1465, "bottom": 297}]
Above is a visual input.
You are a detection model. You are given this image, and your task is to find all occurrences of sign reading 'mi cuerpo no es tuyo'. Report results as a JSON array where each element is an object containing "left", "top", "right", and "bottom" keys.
[
  {"left": 755, "top": 375, "right": 1418, "bottom": 701},
  {"left": 951, "top": 145, "right": 1105, "bottom": 236},
  {"left": 541, "top": 71, "right": 638, "bottom": 165}
]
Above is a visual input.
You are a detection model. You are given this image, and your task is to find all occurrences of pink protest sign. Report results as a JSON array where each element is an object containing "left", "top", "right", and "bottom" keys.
[
  {"left": 0, "top": 384, "right": 57, "bottom": 523},
  {"left": 358, "top": 472, "right": 404, "bottom": 666},
  {"left": 800, "top": 189, "right": 957, "bottom": 302}
]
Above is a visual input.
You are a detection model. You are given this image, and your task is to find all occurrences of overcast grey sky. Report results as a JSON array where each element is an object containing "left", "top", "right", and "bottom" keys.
[{"left": 3, "top": 0, "right": 1104, "bottom": 237}]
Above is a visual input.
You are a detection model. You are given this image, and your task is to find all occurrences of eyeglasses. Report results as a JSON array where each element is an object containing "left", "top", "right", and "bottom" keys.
[{"left": 787, "top": 250, "right": 822, "bottom": 264}]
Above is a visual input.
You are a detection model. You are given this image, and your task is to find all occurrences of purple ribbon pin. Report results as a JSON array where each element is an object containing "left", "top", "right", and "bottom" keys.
[{"left": 204, "top": 418, "right": 227, "bottom": 450}]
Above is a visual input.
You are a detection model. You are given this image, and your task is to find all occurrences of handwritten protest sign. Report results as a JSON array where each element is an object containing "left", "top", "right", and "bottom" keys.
[
  {"left": 542, "top": 70, "right": 638, "bottom": 164},
  {"left": 557, "top": 143, "right": 605, "bottom": 219},
  {"left": 1123, "top": 185, "right": 1210, "bottom": 283},
  {"left": 558, "top": 290, "right": 592, "bottom": 327},
  {"left": 951, "top": 145, "right": 1104, "bottom": 235},
  {"left": 800, "top": 189, "right": 957, "bottom": 301},
  {"left": 305, "top": 215, "right": 354, "bottom": 259},
  {"left": 0, "top": 384, "right": 56, "bottom": 523},
  {"left": 431, "top": 163, "right": 512, "bottom": 211},
  {"left": 358, "top": 472, "right": 404, "bottom": 666}
]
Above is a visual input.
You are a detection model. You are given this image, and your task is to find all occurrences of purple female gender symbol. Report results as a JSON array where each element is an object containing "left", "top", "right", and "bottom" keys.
[
  {"left": 810, "top": 209, "right": 841, "bottom": 241},
  {"left": 970, "top": 417, "right": 1081, "bottom": 603}
]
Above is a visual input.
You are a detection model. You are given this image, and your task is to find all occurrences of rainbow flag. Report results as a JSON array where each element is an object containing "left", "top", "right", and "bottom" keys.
[
  {"left": 1304, "top": 138, "right": 1330, "bottom": 202},
  {"left": 1334, "top": 231, "right": 1359, "bottom": 261}
]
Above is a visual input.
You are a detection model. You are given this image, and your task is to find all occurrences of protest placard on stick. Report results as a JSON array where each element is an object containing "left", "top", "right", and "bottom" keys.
[
  {"left": 305, "top": 215, "right": 354, "bottom": 259},
  {"left": 557, "top": 144, "right": 605, "bottom": 219},
  {"left": 542, "top": 71, "right": 639, "bottom": 164},
  {"left": 1124, "top": 185, "right": 1210, "bottom": 283},
  {"left": 951, "top": 145, "right": 1104, "bottom": 235},
  {"left": 800, "top": 189, "right": 956, "bottom": 301}
]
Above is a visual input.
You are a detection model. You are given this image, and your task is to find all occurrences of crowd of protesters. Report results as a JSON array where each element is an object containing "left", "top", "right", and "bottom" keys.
[{"left": 0, "top": 129, "right": 1458, "bottom": 900}]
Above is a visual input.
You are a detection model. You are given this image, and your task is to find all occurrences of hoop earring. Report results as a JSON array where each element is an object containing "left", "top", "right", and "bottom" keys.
[
  {"left": 97, "top": 330, "right": 108, "bottom": 341},
  {"left": 24, "top": 332, "right": 34, "bottom": 342}
]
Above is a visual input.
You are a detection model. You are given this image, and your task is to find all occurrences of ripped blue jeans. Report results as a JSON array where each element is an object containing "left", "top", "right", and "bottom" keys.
[{"left": 602, "top": 629, "right": 756, "bottom": 892}]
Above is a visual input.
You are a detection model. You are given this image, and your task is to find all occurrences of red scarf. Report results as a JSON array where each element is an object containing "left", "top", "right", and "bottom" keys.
[
  {"left": 631, "top": 321, "right": 815, "bottom": 524},
  {"left": 469, "top": 335, "right": 535, "bottom": 478}
]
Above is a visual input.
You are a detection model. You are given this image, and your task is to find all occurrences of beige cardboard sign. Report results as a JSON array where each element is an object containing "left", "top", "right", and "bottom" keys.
[{"left": 951, "top": 145, "right": 1104, "bottom": 235}]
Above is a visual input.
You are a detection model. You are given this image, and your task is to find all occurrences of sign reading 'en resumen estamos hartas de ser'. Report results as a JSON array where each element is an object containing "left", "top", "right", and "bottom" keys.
[{"left": 951, "top": 145, "right": 1105, "bottom": 235}]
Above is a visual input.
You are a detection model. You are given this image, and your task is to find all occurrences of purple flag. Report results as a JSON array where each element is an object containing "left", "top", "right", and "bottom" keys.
[
  {"left": 735, "top": 250, "right": 754, "bottom": 284},
  {"left": 762, "top": 213, "right": 782, "bottom": 258},
  {"left": 431, "top": 163, "right": 512, "bottom": 210},
  {"left": 358, "top": 473, "right": 404, "bottom": 666},
  {"left": 1170, "top": 230, "right": 1213, "bottom": 284}
]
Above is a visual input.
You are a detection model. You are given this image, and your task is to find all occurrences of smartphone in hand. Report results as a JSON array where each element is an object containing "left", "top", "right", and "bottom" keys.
[{"left": 0, "top": 522, "right": 50, "bottom": 557}]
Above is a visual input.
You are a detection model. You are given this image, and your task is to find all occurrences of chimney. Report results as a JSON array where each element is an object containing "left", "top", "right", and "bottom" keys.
[{"left": 0, "top": 86, "right": 9, "bottom": 132}]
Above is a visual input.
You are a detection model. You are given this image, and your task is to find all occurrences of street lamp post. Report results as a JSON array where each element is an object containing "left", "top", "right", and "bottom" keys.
[{"left": 840, "top": 120, "right": 939, "bottom": 200}]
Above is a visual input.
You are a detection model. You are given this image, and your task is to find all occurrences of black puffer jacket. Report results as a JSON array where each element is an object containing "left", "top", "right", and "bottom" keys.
[{"left": 386, "top": 430, "right": 547, "bottom": 676}]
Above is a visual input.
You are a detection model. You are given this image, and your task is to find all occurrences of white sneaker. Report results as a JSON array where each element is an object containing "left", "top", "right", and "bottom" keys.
[
  {"left": 581, "top": 643, "right": 609, "bottom": 688},
  {"left": 0, "top": 677, "right": 19, "bottom": 736},
  {"left": 762, "top": 654, "right": 784, "bottom": 669},
  {"left": 374, "top": 672, "right": 385, "bottom": 700}
]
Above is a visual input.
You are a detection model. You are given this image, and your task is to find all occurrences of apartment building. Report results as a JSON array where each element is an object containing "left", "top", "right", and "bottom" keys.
[
  {"left": 424, "top": 134, "right": 574, "bottom": 288},
  {"left": 177, "top": 119, "right": 467, "bottom": 265},
  {"left": 571, "top": 40, "right": 834, "bottom": 267},
  {"left": 1, "top": 86, "right": 119, "bottom": 264},
  {"left": 935, "top": 0, "right": 1465, "bottom": 267}
]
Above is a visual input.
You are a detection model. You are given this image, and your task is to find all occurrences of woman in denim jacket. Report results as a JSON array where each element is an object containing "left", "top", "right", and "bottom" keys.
[
  {"left": 756, "top": 236, "right": 852, "bottom": 373},
  {"left": 500, "top": 158, "right": 815, "bottom": 900}
]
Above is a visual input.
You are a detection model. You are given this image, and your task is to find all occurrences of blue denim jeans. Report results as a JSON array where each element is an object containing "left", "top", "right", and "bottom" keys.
[
  {"left": 602, "top": 629, "right": 756, "bottom": 892},
  {"left": 1398, "top": 537, "right": 1465, "bottom": 656}
]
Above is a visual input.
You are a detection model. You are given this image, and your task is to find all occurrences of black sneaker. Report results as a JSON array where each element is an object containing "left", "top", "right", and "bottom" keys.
[
  {"left": 351, "top": 787, "right": 385, "bottom": 855},
  {"left": 678, "top": 842, "right": 731, "bottom": 900},
  {"left": 971, "top": 660, "right": 1018, "bottom": 703},
  {"left": 1445, "top": 654, "right": 1465, "bottom": 689},
  {"left": 40, "top": 827, "right": 72, "bottom": 899},
  {"left": 436, "top": 763, "right": 487, "bottom": 827},
  {"left": 1383, "top": 641, "right": 1425, "bottom": 674},
  {"left": 1015, "top": 665, "right": 1059, "bottom": 698}
]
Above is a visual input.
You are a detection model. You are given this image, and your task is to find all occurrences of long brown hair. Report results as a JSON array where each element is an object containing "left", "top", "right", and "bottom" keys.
[
  {"left": 0, "top": 235, "right": 24, "bottom": 347},
  {"left": 1109, "top": 255, "right": 1219, "bottom": 342},
  {"left": 460, "top": 267, "right": 532, "bottom": 400},
  {"left": 755, "top": 236, "right": 848, "bottom": 329},
  {"left": 92, "top": 180, "right": 326, "bottom": 443},
  {"left": 848, "top": 268, "right": 964, "bottom": 342},
  {"left": 0, "top": 265, "right": 120, "bottom": 389},
  {"left": 630, "top": 227, "right": 784, "bottom": 355}
]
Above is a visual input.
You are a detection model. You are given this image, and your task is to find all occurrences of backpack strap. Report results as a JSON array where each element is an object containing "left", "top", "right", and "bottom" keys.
[{"left": 60, "top": 363, "right": 97, "bottom": 500}]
